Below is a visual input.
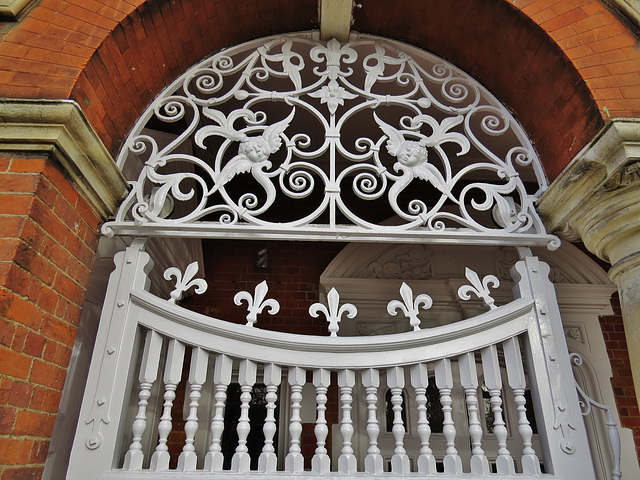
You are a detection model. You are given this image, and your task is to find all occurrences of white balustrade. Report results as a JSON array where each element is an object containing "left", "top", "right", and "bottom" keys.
[
  {"left": 204, "top": 354, "right": 233, "bottom": 471},
  {"left": 150, "top": 339, "right": 185, "bottom": 471},
  {"left": 482, "top": 344, "right": 516, "bottom": 474},
  {"left": 311, "top": 368, "right": 331, "bottom": 473},
  {"left": 504, "top": 337, "right": 541, "bottom": 474},
  {"left": 410, "top": 362, "right": 436, "bottom": 474},
  {"left": 123, "top": 329, "right": 163, "bottom": 470},
  {"left": 231, "top": 359, "right": 258, "bottom": 472},
  {"left": 387, "top": 366, "right": 410, "bottom": 473},
  {"left": 69, "top": 243, "right": 600, "bottom": 480},
  {"left": 362, "top": 368, "right": 383, "bottom": 474},
  {"left": 337, "top": 369, "right": 357, "bottom": 473},
  {"left": 285, "top": 367, "right": 305, "bottom": 473},
  {"left": 459, "top": 352, "right": 490, "bottom": 474},
  {"left": 258, "top": 363, "right": 281, "bottom": 473},
  {"left": 178, "top": 347, "right": 209, "bottom": 471},
  {"left": 435, "top": 358, "right": 463, "bottom": 474}
]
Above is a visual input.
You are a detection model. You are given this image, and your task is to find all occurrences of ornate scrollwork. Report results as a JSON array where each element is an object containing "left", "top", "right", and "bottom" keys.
[{"left": 107, "top": 33, "right": 557, "bottom": 248}]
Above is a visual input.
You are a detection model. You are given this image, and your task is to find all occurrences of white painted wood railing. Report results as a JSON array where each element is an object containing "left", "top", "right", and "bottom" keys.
[{"left": 67, "top": 241, "right": 598, "bottom": 480}]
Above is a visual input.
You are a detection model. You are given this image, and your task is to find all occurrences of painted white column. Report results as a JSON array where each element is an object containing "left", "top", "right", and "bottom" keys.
[{"left": 539, "top": 118, "right": 640, "bottom": 405}]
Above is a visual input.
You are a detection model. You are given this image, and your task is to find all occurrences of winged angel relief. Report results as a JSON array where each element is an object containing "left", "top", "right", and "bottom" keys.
[
  {"left": 373, "top": 113, "right": 470, "bottom": 216},
  {"left": 194, "top": 108, "right": 294, "bottom": 200}
]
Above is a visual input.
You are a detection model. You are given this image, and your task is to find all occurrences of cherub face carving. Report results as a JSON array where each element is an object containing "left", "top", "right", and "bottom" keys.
[
  {"left": 239, "top": 137, "right": 271, "bottom": 163},
  {"left": 396, "top": 141, "right": 428, "bottom": 167}
]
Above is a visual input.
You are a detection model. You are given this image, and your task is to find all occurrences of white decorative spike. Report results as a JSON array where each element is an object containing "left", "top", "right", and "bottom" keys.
[
  {"left": 150, "top": 339, "right": 185, "bottom": 471},
  {"left": 285, "top": 367, "right": 306, "bottom": 473},
  {"left": 459, "top": 352, "right": 490, "bottom": 474},
  {"left": 164, "top": 261, "right": 207, "bottom": 303},
  {"left": 387, "top": 282, "right": 433, "bottom": 330},
  {"left": 362, "top": 368, "right": 383, "bottom": 474},
  {"left": 458, "top": 267, "right": 500, "bottom": 310},
  {"left": 258, "top": 364, "right": 281, "bottom": 473},
  {"left": 503, "top": 337, "right": 541, "bottom": 474},
  {"left": 337, "top": 369, "right": 357, "bottom": 473},
  {"left": 481, "top": 344, "right": 515, "bottom": 474},
  {"left": 410, "top": 363, "right": 436, "bottom": 474},
  {"left": 204, "top": 354, "right": 233, "bottom": 471},
  {"left": 309, "top": 287, "right": 357, "bottom": 336},
  {"left": 234, "top": 280, "right": 280, "bottom": 327},
  {"left": 387, "top": 366, "right": 410, "bottom": 473},
  {"left": 435, "top": 358, "right": 462, "bottom": 474},
  {"left": 124, "top": 330, "right": 163, "bottom": 470},
  {"left": 311, "top": 368, "right": 331, "bottom": 474},
  {"left": 231, "top": 360, "right": 258, "bottom": 472},
  {"left": 178, "top": 347, "right": 209, "bottom": 471}
]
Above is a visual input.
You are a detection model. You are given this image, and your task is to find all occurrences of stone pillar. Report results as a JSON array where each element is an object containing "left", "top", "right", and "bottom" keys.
[
  {"left": 0, "top": 100, "right": 127, "bottom": 479},
  {"left": 538, "top": 119, "right": 640, "bottom": 404}
]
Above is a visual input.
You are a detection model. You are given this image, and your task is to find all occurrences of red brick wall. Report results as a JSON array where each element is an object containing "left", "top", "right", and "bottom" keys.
[
  {"left": 0, "top": 1, "right": 638, "bottom": 179},
  {"left": 181, "top": 240, "right": 345, "bottom": 335},
  {"left": 0, "top": 154, "right": 101, "bottom": 480},
  {"left": 599, "top": 293, "right": 640, "bottom": 459}
]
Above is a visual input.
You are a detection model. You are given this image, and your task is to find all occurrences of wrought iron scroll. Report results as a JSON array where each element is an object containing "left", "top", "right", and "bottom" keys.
[
  {"left": 570, "top": 353, "right": 622, "bottom": 480},
  {"left": 107, "top": 33, "right": 558, "bottom": 248}
]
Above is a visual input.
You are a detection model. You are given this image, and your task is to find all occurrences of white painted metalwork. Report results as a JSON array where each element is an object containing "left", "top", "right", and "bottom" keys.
[
  {"left": 387, "top": 281, "right": 433, "bottom": 330},
  {"left": 234, "top": 280, "right": 280, "bottom": 326},
  {"left": 67, "top": 242, "right": 599, "bottom": 480},
  {"left": 105, "top": 33, "right": 559, "bottom": 249},
  {"left": 458, "top": 267, "right": 500, "bottom": 310},
  {"left": 309, "top": 286, "right": 357, "bottom": 336},
  {"left": 571, "top": 353, "right": 622, "bottom": 480},
  {"left": 164, "top": 261, "right": 207, "bottom": 304}
]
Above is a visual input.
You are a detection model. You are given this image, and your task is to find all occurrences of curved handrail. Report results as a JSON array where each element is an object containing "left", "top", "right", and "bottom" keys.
[{"left": 131, "top": 289, "right": 534, "bottom": 369}]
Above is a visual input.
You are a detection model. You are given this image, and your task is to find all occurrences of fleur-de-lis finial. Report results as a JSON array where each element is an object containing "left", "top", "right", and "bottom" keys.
[
  {"left": 457, "top": 267, "right": 500, "bottom": 310},
  {"left": 234, "top": 280, "right": 280, "bottom": 327},
  {"left": 164, "top": 261, "right": 208, "bottom": 304},
  {"left": 387, "top": 282, "right": 433, "bottom": 331},
  {"left": 309, "top": 288, "right": 357, "bottom": 336}
]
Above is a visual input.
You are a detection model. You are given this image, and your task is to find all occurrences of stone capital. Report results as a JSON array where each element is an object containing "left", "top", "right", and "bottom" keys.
[
  {"left": 538, "top": 119, "right": 640, "bottom": 271},
  {"left": 0, "top": 99, "right": 128, "bottom": 219}
]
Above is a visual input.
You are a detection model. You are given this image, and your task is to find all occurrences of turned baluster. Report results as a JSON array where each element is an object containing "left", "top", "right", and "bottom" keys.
[
  {"left": 204, "top": 354, "right": 233, "bottom": 471},
  {"left": 459, "top": 352, "right": 490, "bottom": 474},
  {"left": 410, "top": 362, "right": 436, "bottom": 474},
  {"left": 178, "top": 347, "right": 209, "bottom": 471},
  {"left": 337, "top": 369, "right": 357, "bottom": 473},
  {"left": 481, "top": 344, "right": 515, "bottom": 474},
  {"left": 150, "top": 339, "right": 185, "bottom": 471},
  {"left": 387, "top": 366, "right": 410, "bottom": 473},
  {"left": 312, "top": 368, "right": 331, "bottom": 473},
  {"left": 124, "top": 330, "right": 163, "bottom": 470},
  {"left": 285, "top": 366, "right": 306, "bottom": 473},
  {"left": 435, "top": 358, "right": 462, "bottom": 473},
  {"left": 231, "top": 359, "right": 257, "bottom": 472},
  {"left": 258, "top": 363, "right": 281, "bottom": 473},
  {"left": 362, "top": 368, "right": 383, "bottom": 474},
  {"left": 503, "top": 337, "right": 541, "bottom": 474}
]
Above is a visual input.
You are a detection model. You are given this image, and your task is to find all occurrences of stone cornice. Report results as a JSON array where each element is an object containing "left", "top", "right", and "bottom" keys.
[
  {"left": 0, "top": 0, "right": 34, "bottom": 19},
  {"left": 0, "top": 99, "right": 129, "bottom": 220},
  {"left": 538, "top": 119, "right": 640, "bottom": 265}
]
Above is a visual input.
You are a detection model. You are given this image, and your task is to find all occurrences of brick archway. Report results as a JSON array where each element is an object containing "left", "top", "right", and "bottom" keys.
[
  {"left": 0, "top": 1, "right": 638, "bottom": 178},
  {"left": 1, "top": 1, "right": 639, "bottom": 179}
]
